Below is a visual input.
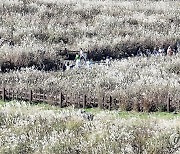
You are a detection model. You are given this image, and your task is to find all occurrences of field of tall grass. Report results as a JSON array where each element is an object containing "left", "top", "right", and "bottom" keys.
[
  {"left": 0, "top": 0, "right": 180, "bottom": 67},
  {"left": 0, "top": 54, "right": 180, "bottom": 111},
  {"left": 0, "top": 101, "right": 179, "bottom": 154},
  {"left": 0, "top": 1, "right": 179, "bottom": 153}
]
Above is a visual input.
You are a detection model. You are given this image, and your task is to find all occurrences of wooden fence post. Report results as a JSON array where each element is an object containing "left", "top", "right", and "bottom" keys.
[
  {"left": 83, "top": 94, "right": 87, "bottom": 109},
  {"left": 167, "top": 96, "right": 171, "bottom": 112},
  {"left": 109, "top": 95, "right": 112, "bottom": 110},
  {"left": 59, "top": 92, "right": 63, "bottom": 108},
  {"left": 2, "top": 88, "right": 5, "bottom": 102},
  {"left": 29, "top": 90, "right": 33, "bottom": 102}
]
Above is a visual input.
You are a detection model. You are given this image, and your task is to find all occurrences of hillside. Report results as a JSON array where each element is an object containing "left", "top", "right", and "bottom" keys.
[
  {"left": 0, "top": 0, "right": 179, "bottom": 111},
  {"left": 0, "top": 101, "right": 179, "bottom": 153},
  {"left": 0, "top": 0, "right": 180, "bottom": 66},
  {"left": 0, "top": 54, "right": 180, "bottom": 111}
]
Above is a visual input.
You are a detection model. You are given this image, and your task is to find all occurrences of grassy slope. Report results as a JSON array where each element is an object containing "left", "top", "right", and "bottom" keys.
[
  {"left": 1, "top": 100, "right": 179, "bottom": 118},
  {"left": 0, "top": 0, "right": 179, "bottom": 63},
  {"left": 0, "top": 54, "right": 179, "bottom": 111},
  {"left": 0, "top": 102, "right": 180, "bottom": 154},
  {"left": 0, "top": 100, "right": 179, "bottom": 153}
]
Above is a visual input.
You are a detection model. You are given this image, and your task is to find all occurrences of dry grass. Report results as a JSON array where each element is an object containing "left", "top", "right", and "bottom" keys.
[
  {"left": 0, "top": 101, "right": 179, "bottom": 154},
  {"left": 0, "top": 54, "right": 180, "bottom": 111},
  {"left": 0, "top": 0, "right": 179, "bottom": 64},
  {"left": 0, "top": 0, "right": 179, "bottom": 111}
]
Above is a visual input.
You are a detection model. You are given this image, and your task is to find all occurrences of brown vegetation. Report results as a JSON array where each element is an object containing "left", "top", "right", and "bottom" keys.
[{"left": 0, "top": 0, "right": 179, "bottom": 69}]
